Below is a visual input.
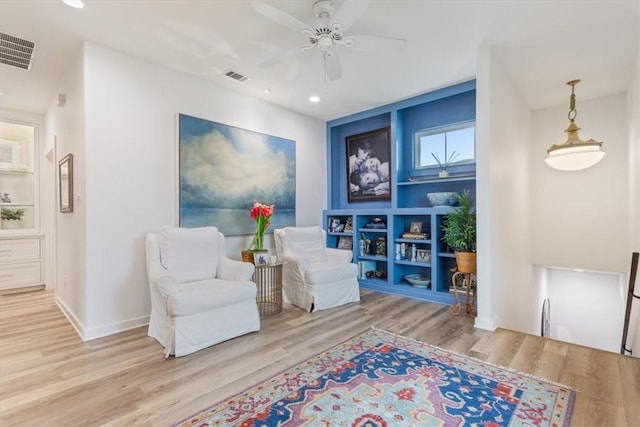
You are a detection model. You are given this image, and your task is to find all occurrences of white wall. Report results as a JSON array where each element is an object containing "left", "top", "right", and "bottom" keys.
[
  {"left": 531, "top": 93, "right": 629, "bottom": 273},
  {"left": 546, "top": 267, "right": 625, "bottom": 353},
  {"left": 528, "top": 86, "right": 631, "bottom": 353},
  {"left": 50, "top": 42, "right": 326, "bottom": 340},
  {"left": 475, "top": 46, "right": 532, "bottom": 332},
  {"left": 45, "top": 47, "right": 88, "bottom": 335},
  {"left": 624, "top": 48, "right": 640, "bottom": 357}
]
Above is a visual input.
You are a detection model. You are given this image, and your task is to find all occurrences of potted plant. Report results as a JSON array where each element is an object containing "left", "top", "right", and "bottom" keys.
[
  {"left": 441, "top": 190, "right": 476, "bottom": 273},
  {"left": 1, "top": 207, "right": 26, "bottom": 229}
]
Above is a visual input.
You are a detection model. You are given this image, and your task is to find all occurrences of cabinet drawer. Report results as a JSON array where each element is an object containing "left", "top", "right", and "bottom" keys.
[
  {"left": 0, "top": 239, "right": 40, "bottom": 262},
  {"left": 0, "top": 261, "right": 42, "bottom": 289}
]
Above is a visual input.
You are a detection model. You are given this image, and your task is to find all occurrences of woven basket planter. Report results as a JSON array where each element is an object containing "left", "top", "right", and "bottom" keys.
[{"left": 455, "top": 251, "right": 477, "bottom": 274}]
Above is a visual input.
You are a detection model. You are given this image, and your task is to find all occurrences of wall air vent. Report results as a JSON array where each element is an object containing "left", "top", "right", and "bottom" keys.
[
  {"left": 224, "top": 70, "right": 249, "bottom": 82},
  {"left": 0, "top": 33, "right": 36, "bottom": 70}
]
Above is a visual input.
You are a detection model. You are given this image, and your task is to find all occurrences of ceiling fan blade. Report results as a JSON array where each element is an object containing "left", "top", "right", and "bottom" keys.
[
  {"left": 250, "top": 1, "right": 313, "bottom": 33},
  {"left": 259, "top": 46, "right": 304, "bottom": 68},
  {"left": 330, "top": 0, "right": 371, "bottom": 33},
  {"left": 348, "top": 35, "right": 407, "bottom": 52},
  {"left": 324, "top": 50, "right": 341, "bottom": 81}
]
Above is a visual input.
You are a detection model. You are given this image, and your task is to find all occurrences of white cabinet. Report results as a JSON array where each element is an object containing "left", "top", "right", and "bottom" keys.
[
  {"left": 0, "top": 236, "right": 43, "bottom": 290},
  {"left": 0, "top": 119, "right": 44, "bottom": 291}
]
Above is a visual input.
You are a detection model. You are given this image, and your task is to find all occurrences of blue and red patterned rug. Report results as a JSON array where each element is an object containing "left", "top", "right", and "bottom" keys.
[{"left": 176, "top": 328, "right": 575, "bottom": 426}]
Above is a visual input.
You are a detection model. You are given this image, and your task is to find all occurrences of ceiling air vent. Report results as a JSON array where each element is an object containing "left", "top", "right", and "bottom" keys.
[
  {"left": 0, "top": 33, "right": 36, "bottom": 70},
  {"left": 224, "top": 70, "right": 249, "bottom": 82}
]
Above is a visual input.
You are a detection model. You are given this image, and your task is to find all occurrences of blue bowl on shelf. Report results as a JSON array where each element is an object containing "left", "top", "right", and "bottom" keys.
[
  {"left": 405, "top": 274, "right": 431, "bottom": 288},
  {"left": 427, "top": 192, "right": 459, "bottom": 207}
]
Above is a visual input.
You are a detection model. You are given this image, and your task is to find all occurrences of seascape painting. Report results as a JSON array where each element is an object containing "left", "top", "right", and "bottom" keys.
[{"left": 178, "top": 114, "right": 295, "bottom": 236}]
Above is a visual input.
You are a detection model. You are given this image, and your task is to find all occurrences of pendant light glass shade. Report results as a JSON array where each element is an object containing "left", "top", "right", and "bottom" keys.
[{"left": 546, "top": 80, "right": 605, "bottom": 171}]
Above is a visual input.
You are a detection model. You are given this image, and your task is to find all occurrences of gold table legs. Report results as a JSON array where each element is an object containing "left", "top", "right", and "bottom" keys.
[{"left": 448, "top": 271, "right": 476, "bottom": 316}]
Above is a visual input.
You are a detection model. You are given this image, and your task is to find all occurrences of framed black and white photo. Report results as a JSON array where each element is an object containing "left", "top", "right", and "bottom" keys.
[
  {"left": 416, "top": 249, "right": 431, "bottom": 263},
  {"left": 346, "top": 127, "right": 391, "bottom": 202},
  {"left": 329, "top": 218, "right": 341, "bottom": 233}
]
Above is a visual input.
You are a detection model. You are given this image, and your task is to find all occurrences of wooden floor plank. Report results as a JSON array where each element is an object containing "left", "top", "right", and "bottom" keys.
[{"left": 1, "top": 289, "right": 638, "bottom": 426}]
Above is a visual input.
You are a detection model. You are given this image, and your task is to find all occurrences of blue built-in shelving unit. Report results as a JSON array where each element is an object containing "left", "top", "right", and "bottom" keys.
[{"left": 324, "top": 80, "right": 477, "bottom": 305}]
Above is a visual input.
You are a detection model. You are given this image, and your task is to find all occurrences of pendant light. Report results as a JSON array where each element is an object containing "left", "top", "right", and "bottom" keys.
[{"left": 545, "top": 79, "right": 605, "bottom": 171}]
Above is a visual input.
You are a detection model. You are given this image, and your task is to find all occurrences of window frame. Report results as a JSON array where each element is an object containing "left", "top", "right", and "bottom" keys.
[{"left": 412, "top": 121, "right": 476, "bottom": 177}]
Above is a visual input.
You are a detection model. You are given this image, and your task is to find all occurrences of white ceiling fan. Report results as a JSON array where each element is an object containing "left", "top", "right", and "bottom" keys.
[{"left": 251, "top": 0, "right": 406, "bottom": 81}]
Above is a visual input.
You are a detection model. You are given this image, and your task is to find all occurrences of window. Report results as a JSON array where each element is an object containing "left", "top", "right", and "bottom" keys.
[{"left": 414, "top": 122, "right": 475, "bottom": 170}]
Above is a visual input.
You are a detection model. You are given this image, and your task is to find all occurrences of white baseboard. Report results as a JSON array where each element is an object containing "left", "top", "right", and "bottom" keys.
[
  {"left": 55, "top": 295, "right": 149, "bottom": 341},
  {"left": 474, "top": 315, "right": 497, "bottom": 331}
]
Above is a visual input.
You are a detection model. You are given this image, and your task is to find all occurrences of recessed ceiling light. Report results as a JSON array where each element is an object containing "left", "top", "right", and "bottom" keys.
[
  {"left": 62, "top": 0, "right": 84, "bottom": 8},
  {"left": 264, "top": 89, "right": 271, "bottom": 94},
  {"left": 309, "top": 95, "right": 320, "bottom": 103}
]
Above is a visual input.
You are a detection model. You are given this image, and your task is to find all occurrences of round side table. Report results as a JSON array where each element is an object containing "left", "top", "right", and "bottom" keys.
[{"left": 253, "top": 262, "right": 283, "bottom": 317}]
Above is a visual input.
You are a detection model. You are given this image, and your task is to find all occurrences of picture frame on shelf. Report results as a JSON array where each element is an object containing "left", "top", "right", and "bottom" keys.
[
  {"left": 329, "top": 218, "right": 341, "bottom": 233},
  {"left": 410, "top": 221, "right": 422, "bottom": 233},
  {"left": 346, "top": 127, "right": 391, "bottom": 202},
  {"left": 59, "top": 153, "right": 73, "bottom": 213},
  {"left": 337, "top": 236, "right": 353, "bottom": 250},
  {"left": 417, "top": 249, "right": 431, "bottom": 263}
]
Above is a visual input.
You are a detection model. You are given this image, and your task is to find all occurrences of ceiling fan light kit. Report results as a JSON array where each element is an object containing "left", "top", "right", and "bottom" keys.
[
  {"left": 251, "top": 0, "right": 405, "bottom": 81},
  {"left": 545, "top": 79, "right": 605, "bottom": 171}
]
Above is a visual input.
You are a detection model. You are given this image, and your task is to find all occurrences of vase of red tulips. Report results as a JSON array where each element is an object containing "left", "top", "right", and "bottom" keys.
[{"left": 248, "top": 200, "right": 274, "bottom": 251}]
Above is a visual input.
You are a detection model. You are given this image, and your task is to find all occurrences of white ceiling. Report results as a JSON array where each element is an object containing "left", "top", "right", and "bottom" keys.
[{"left": 0, "top": 0, "right": 638, "bottom": 121}]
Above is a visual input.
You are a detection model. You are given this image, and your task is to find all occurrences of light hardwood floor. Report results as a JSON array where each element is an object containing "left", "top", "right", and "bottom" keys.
[{"left": 1, "top": 289, "right": 638, "bottom": 426}]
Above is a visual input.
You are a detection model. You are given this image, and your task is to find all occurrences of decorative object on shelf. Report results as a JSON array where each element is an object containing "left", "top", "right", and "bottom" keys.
[
  {"left": 375, "top": 236, "right": 386, "bottom": 256},
  {"left": 395, "top": 243, "right": 401, "bottom": 260},
  {"left": 0, "top": 193, "right": 11, "bottom": 203},
  {"left": 400, "top": 242, "right": 406, "bottom": 260},
  {"left": 248, "top": 200, "right": 275, "bottom": 251},
  {"left": 431, "top": 150, "right": 460, "bottom": 178},
  {"left": 416, "top": 249, "right": 431, "bottom": 263},
  {"left": 344, "top": 217, "right": 353, "bottom": 232},
  {"left": 1, "top": 207, "right": 25, "bottom": 229},
  {"left": 427, "top": 191, "right": 459, "bottom": 207},
  {"left": 358, "top": 260, "right": 377, "bottom": 279},
  {"left": 365, "top": 217, "right": 386, "bottom": 229},
  {"left": 374, "top": 270, "right": 386, "bottom": 278},
  {"left": 346, "top": 127, "right": 391, "bottom": 202},
  {"left": 359, "top": 233, "right": 370, "bottom": 256},
  {"left": 58, "top": 153, "right": 73, "bottom": 213},
  {"left": 545, "top": 79, "right": 605, "bottom": 171},
  {"left": 404, "top": 274, "right": 431, "bottom": 288},
  {"left": 329, "top": 217, "right": 340, "bottom": 232},
  {"left": 442, "top": 190, "right": 477, "bottom": 274},
  {"left": 338, "top": 235, "right": 353, "bottom": 250},
  {"left": 178, "top": 114, "right": 295, "bottom": 235}
]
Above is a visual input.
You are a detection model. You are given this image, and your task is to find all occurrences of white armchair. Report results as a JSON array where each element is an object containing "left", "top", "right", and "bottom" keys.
[
  {"left": 145, "top": 226, "right": 260, "bottom": 357},
  {"left": 274, "top": 226, "right": 360, "bottom": 312}
]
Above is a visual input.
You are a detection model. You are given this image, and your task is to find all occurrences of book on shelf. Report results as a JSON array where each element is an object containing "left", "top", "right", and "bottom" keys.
[
  {"left": 365, "top": 223, "right": 387, "bottom": 229},
  {"left": 402, "top": 232, "right": 430, "bottom": 240},
  {"left": 358, "top": 260, "right": 377, "bottom": 279}
]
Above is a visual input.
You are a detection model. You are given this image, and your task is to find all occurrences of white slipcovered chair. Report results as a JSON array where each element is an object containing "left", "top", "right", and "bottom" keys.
[
  {"left": 145, "top": 226, "right": 260, "bottom": 357},
  {"left": 274, "top": 226, "right": 360, "bottom": 312}
]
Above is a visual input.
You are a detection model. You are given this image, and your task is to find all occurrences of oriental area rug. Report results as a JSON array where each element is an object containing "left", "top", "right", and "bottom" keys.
[{"left": 175, "top": 328, "right": 575, "bottom": 427}]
